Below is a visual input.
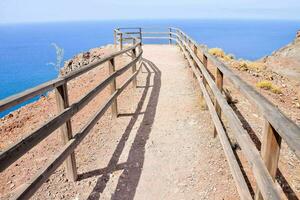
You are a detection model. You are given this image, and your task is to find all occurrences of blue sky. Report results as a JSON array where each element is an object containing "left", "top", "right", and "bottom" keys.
[{"left": 1, "top": 0, "right": 300, "bottom": 23}]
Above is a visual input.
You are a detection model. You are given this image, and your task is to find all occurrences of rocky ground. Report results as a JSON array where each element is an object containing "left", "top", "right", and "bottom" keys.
[
  {"left": 0, "top": 45, "right": 239, "bottom": 200},
  {"left": 0, "top": 32, "right": 300, "bottom": 200},
  {"left": 262, "top": 30, "right": 300, "bottom": 82},
  {"left": 206, "top": 31, "right": 300, "bottom": 199}
]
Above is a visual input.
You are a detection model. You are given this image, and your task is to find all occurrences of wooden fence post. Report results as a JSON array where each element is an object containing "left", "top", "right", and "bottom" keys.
[
  {"left": 119, "top": 32, "right": 123, "bottom": 50},
  {"left": 114, "top": 30, "right": 117, "bottom": 49},
  {"left": 55, "top": 84, "right": 77, "bottom": 181},
  {"left": 213, "top": 68, "right": 223, "bottom": 137},
  {"left": 169, "top": 28, "right": 172, "bottom": 44},
  {"left": 109, "top": 58, "right": 118, "bottom": 117},
  {"left": 191, "top": 44, "right": 198, "bottom": 79},
  {"left": 201, "top": 54, "right": 208, "bottom": 110},
  {"left": 203, "top": 54, "right": 208, "bottom": 86},
  {"left": 183, "top": 44, "right": 187, "bottom": 59},
  {"left": 132, "top": 47, "right": 137, "bottom": 87},
  {"left": 255, "top": 120, "right": 282, "bottom": 200},
  {"left": 139, "top": 27, "right": 142, "bottom": 44},
  {"left": 178, "top": 31, "right": 182, "bottom": 52},
  {"left": 182, "top": 35, "right": 188, "bottom": 59}
]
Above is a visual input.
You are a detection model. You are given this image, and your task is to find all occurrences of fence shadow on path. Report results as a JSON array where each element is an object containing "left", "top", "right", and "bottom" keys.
[{"left": 79, "top": 58, "right": 161, "bottom": 200}]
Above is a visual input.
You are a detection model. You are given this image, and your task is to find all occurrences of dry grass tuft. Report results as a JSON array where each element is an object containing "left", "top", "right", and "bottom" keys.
[
  {"left": 208, "top": 48, "right": 234, "bottom": 61},
  {"left": 208, "top": 47, "right": 266, "bottom": 73},
  {"left": 256, "top": 80, "right": 282, "bottom": 94},
  {"left": 232, "top": 61, "right": 266, "bottom": 72}
]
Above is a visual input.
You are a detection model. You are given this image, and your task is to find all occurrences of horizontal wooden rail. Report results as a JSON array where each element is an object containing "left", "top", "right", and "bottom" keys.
[
  {"left": 172, "top": 27, "right": 300, "bottom": 160},
  {"left": 2, "top": 27, "right": 299, "bottom": 200},
  {"left": 142, "top": 36, "right": 173, "bottom": 40},
  {"left": 178, "top": 41, "right": 252, "bottom": 200},
  {"left": 116, "top": 27, "right": 141, "bottom": 30},
  {"left": 0, "top": 43, "right": 141, "bottom": 112},
  {"left": 122, "top": 32, "right": 140, "bottom": 34},
  {"left": 178, "top": 35, "right": 281, "bottom": 200},
  {"left": 0, "top": 51, "right": 142, "bottom": 172},
  {"left": 0, "top": 28, "right": 143, "bottom": 200},
  {"left": 141, "top": 32, "right": 170, "bottom": 34},
  {"left": 13, "top": 61, "right": 143, "bottom": 200}
]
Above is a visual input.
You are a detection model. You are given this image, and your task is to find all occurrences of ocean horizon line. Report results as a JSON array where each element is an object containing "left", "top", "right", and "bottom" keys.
[{"left": 1, "top": 18, "right": 300, "bottom": 26}]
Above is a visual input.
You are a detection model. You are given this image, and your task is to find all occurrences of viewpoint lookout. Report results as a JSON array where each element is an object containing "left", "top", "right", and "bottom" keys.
[{"left": 0, "top": 28, "right": 299, "bottom": 200}]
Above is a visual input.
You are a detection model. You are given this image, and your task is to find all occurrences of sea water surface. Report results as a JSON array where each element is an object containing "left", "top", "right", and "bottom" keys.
[{"left": 0, "top": 19, "right": 299, "bottom": 117}]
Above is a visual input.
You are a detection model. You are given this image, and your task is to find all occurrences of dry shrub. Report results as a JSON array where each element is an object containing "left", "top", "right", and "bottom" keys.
[
  {"left": 256, "top": 80, "right": 282, "bottom": 94},
  {"left": 208, "top": 48, "right": 234, "bottom": 61},
  {"left": 232, "top": 61, "right": 266, "bottom": 72}
]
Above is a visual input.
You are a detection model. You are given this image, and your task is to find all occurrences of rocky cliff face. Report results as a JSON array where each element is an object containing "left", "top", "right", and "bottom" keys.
[
  {"left": 262, "top": 30, "right": 300, "bottom": 82},
  {"left": 60, "top": 44, "right": 115, "bottom": 76}
]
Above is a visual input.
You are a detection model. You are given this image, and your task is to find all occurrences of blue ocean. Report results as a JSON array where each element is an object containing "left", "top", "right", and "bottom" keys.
[{"left": 0, "top": 19, "right": 299, "bottom": 117}]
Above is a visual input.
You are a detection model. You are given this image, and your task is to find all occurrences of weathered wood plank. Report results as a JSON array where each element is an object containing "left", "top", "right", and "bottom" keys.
[
  {"left": 173, "top": 27, "right": 300, "bottom": 160},
  {"left": 0, "top": 43, "right": 141, "bottom": 113},
  {"left": 109, "top": 58, "right": 118, "bottom": 117},
  {"left": 169, "top": 28, "right": 172, "bottom": 44},
  {"left": 214, "top": 68, "right": 223, "bottom": 138},
  {"left": 132, "top": 48, "right": 137, "bottom": 87},
  {"left": 114, "top": 30, "right": 117, "bottom": 48},
  {"left": 119, "top": 32, "right": 123, "bottom": 50},
  {"left": 139, "top": 28, "right": 142, "bottom": 43},
  {"left": 142, "top": 32, "right": 170, "bottom": 34},
  {"left": 206, "top": 53, "right": 300, "bottom": 159},
  {"left": 122, "top": 31, "right": 140, "bottom": 34},
  {"left": 12, "top": 60, "right": 142, "bottom": 200},
  {"left": 180, "top": 38, "right": 281, "bottom": 200},
  {"left": 55, "top": 84, "right": 77, "bottom": 181},
  {"left": 178, "top": 41, "right": 252, "bottom": 200},
  {"left": 191, "top": 44, "right": 198, "bottom": 79},
  {"left": 0, "top": 51, "right": 142, "bottom": 172},
  {"left": 142, "top": 36, "right": 175, "bottom": 40},
  {"left": 255, "top": 120, "right": 282, "bottom": 200}
]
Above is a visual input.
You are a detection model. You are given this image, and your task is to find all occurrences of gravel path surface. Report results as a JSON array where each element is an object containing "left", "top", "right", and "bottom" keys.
[
  {"left": 1, "top": 45, "right": 238, "bottom": 200},
  {"left": 84, "top": 45, "right": 238, "bottom": 200}
]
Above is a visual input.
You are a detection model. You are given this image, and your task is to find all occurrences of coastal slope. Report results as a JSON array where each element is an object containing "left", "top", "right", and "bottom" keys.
[{"left": 262, "top": 30, "right": 300, "bottom": 82}]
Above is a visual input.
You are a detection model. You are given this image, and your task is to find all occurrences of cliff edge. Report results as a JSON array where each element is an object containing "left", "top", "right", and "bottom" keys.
[{"left": 262, "top": 30, "right": 300, "bottom": 82}]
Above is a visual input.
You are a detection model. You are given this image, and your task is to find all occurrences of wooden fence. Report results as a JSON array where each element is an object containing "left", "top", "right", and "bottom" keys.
[
  {"left": 116, "top": 27, "right": 300, "bottom": 200},
  {"left": 1, "top": 27, "right": 299, "bottom": 200},
  {"left": 0, "top": 33, "right": 142, "bottom": 199},
  {"left": 173, "top": 28, "right": 300, "bottom": 200}
]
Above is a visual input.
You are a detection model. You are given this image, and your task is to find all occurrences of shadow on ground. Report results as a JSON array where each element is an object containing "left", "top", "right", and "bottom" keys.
[
  {"left": 77, "top": 58, "right": 161, "bottom": 200},
  {"left": 230, "top": 102, "right": 299, "bottom": 200}
]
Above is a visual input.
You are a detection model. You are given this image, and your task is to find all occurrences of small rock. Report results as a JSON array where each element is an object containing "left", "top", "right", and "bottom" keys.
[
  {"left": 292, "top": 96, "right": 298, "bottom": 100},
  {"left": 10, "top": 183, "right": 15, "bottom": 189}
]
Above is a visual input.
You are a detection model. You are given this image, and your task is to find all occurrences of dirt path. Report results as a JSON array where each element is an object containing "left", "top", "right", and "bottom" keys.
[
  {"left": 1, "top": 45, "right": 238, "bottom": 200},
  {"left": 84, "top": 45, "right": 238, "bottom": 199}
]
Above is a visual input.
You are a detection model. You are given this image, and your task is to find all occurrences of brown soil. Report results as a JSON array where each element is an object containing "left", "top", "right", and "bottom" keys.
[
  {"left": 1, "top": 45, "right": 239, "bottom": 199},
  {"left": 205, "top": 51, "right": 300, "bottom": 199},
  {"left": 1, "top": 43, "right": 299, "bottom": 200}
]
